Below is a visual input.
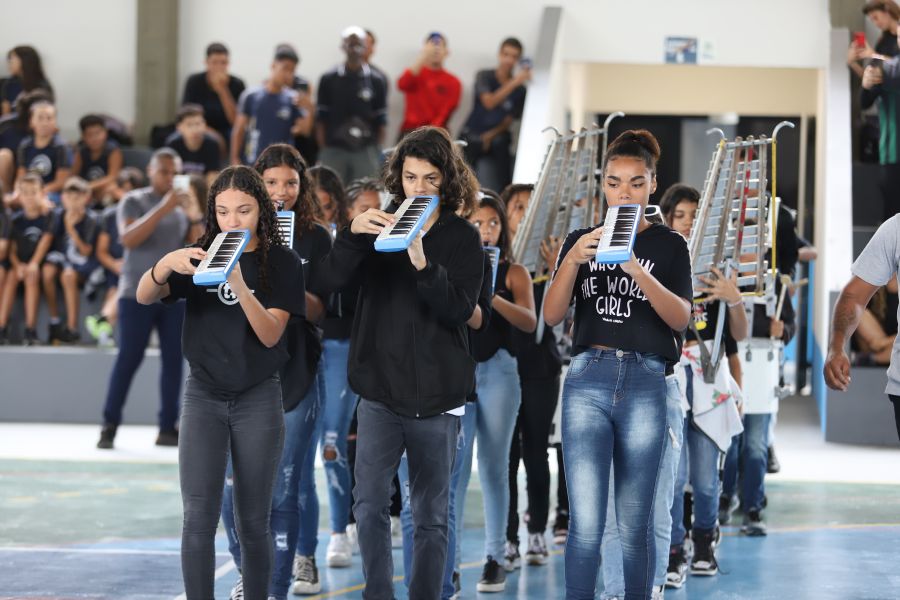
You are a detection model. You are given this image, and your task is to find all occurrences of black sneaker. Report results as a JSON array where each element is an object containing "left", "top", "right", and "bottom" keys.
[
  {"left": 552, "top": 509, "right": 569, "bottom": 545},
  {"left": 767, "top": 445, "right": 781, "bottom": 474},
  {"left": 97, "top": 423, "right": 117, "bottom": 449},
  {"left": 741, "top": 509, "right": 767, "bottom": 536},
  {"left": 476, "top": 556, "right": 506, "bottom": 593},
  {"left": 690, "top": 529, "right": 719, "bottom": 576},
  {"left": 718, "top": 494, "right": 739, "bottom": 525},
  {"left": 156, "top": 429, "right": 179, "bottom": 447},
  {"left": 24, "top": 328, "right": 38, "bottom": 346},
  {"left": 59, "top": 327, "right": 80, "bottom": 344},
  {"left": 451, "top": 570, "right": 461, "bottom": 599},
  {"left": 48, "top": 322, "right": 63, "bottom": 345},
  {"left": 665, "top": 544, "right": 688, "bottom": 589},
  {"left": 291, "top": 554, "right": 321, "bottom": 594}
]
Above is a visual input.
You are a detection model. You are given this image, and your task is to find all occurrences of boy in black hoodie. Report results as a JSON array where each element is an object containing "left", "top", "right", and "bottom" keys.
[{"left": 319, "top": 126, "right": 483, "bottom": 599}]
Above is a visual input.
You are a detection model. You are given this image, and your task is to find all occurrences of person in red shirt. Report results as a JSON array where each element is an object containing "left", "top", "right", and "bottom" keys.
[{"left": 397, "top": 33, "right": 462, "bottom": 139}]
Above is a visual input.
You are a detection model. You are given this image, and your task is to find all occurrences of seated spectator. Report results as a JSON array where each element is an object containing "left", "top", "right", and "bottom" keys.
[
  {"left": 230, "top": 44, "right": 312, "bottom": 165},
  {"left": 460, "top": 37, "right": 530, "bottom": 193},
  {"left": 16, "top": 100, "right": 71, "bottom": 203},
  {"left": 42, "top": 177, "right": 99, "bottom": 344},
  {"left": 853, "top": 276, "right": 899, "bottom": 365},
  {"left": 110, "top": 166, "right": 146, "bottom": 204},
  {"left": 316, "top": 27, "right": 388, "bottom": 184},
  {"left": 164, "top": 104, "right": 221, "bottom": 181},
  {"left": 2, "top": 46, "right": 53, "bottom": 115},
  {"left": 71, "top": 114, "right": 123, "bottom": 207},
  {"left": 0, "top": 173, "right": 53, "bottom": 345},
  {"left": 185, "top": 174, "right": 208, "bottom": 226},
  {"left": 0, "top": 89, "right": 53, "bottom": 201},
  {"left": 0, "top": 183, "right": 9, "bottom": 307},
  {"left": 182, "top": 42, "right": 246, "bottom": 150},
  {"left": 397, "top": 32, "right": 462, "bottom": 138},
  {"left": 85, "top": 189, "right": 125, "bottom": 348}
]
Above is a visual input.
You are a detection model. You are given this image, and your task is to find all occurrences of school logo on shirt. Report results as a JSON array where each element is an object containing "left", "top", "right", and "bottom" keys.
[
  {"left": 207, "top": 281, "right": 254, "bottom": 306},
  {"left": 28, "top": 154, "right": 52, "bottom": 177},
  {"left": 86, "top": 166, "right": 106, "bottom": 181}
]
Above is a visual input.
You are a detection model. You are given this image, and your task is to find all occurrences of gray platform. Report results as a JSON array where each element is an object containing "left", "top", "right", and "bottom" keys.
[
  {"left": 825, "top": 365, "right": 900, "bottom": 447},
  {"left": 0, "top": 346, "right": 182, "bottom": 425}
]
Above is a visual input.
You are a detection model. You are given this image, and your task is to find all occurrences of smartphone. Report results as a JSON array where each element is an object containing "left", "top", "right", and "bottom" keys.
[
  {"left": 854, "top": 31, "right": 866, "bottom": 48},
  {"left": 173, "top": 174, "right": 190, "bottom": 193},
  {"left": 519, "top": 57, "right": 533, "bottom": 70}
]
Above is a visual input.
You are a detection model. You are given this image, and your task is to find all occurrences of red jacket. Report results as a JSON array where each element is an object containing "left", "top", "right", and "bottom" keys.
[{"left": 397, "top": 66, "right": 462, "bottom": 132}]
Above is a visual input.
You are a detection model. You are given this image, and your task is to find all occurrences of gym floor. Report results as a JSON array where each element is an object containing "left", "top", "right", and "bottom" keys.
[{"left": 2, "top": 396, "right": 898, "bottom": 600}]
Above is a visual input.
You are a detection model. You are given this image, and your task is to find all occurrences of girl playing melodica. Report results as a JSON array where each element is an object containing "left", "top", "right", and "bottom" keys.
[
  {"left": 543, "top": 130, "right": 693, "bottom": 600},
  {"left": 136, "top": 165, "right": 305, "bottom": 600}
]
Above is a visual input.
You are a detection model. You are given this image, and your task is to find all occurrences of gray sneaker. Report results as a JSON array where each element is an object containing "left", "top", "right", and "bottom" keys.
[
  {"left": 291, "top": 555, "right": 321, "bottom": 595},
  {"left": 524, "top": 533, "right": 549, "bottom": 566}
]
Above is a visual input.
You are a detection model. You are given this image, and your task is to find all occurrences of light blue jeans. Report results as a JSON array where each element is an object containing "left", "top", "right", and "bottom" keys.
[
  {"left": 601, "top": 375, "right": 684, "bottom": 598},
  {"left": 399, "top": 406, "right": 476, "bottom": 599},
  {"left": 319, "top": 338, "right": 356, "bottom": 534},
  {"left": 455, "top": 349, "right": 522, "bottom": 562},
  {"left": 562, "top": 349, "right": 669, "bottom": 600},
  {"left": 671, "top": 366, "right": 723, "bottom": 543},
  {"left": 222, "top": 369, "right": 322, "bottom": 600}
]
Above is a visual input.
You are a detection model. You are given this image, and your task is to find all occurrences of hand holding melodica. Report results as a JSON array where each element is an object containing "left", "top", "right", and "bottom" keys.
[
  {"left": 226, "top": 260, "right": 249, "bottom": 296},
  {"left": 351, "top": 208, "right": 396, "bottom": 235},
  {"left": 407, "top": 230, "right": 427, "bottom": 271},
  {"left": 162, "top": 247, "right": 207, "bottom": 276}
]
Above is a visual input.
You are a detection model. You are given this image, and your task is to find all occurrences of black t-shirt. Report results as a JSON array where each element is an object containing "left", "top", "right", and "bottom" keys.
[
  {"left": 555, "top": 222, "right": 693, "bottom": 362},
  {"left": 472, "top": 261, "right": 516, "bottom": 361},
  {"left": 182, "top": 72, "right": 247, "bottom": 144},
  {"left": 463, "top": 69, "right": 526, "bottom": 135},
  {"left": 690, "top": 298, "right": 738, "bottom": 356},
  {"left": 317, "top": 64, "right": 388, "bottom": 149},
  {"left": 164, "top": 132, "right": 221, "bottom": 175},
  {"left": 10, "top": 210, "right": 50, "bottom": 261},
  {"left": 513, "top": 279, "right": 563, "bottom": 380},
  {"left": 48, "top": 208, "right": 100, "bottom": 257},
  {"left": 17, "top": 135, "right": 71, "bottom": 185},
  {"left": 876, "top": 34, "right": 900, "bottom": 58},
  {"left": 164, "top": 244, "right": 306, "bottom": 394},
  {"left": 78, "top": 140, "right": 120, "bottom": 183}
]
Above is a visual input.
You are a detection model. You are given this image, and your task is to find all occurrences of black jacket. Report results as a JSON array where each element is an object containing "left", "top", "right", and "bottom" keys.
[{"left": 319, "top": 208, "right": 484, "bottom": 417}]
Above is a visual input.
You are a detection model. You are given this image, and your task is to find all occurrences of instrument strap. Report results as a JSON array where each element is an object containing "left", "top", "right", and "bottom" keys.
[{"left": 688, "top": 321, "right": 725, "bottom": 384}]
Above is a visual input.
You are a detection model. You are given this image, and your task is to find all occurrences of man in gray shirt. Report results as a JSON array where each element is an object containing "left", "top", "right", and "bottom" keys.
[
  {"left": 98, "top": 148, "right": 204, "bottom": 449},
  {"left": 825, "top": 214, "right": 900, "bottom": 440}
]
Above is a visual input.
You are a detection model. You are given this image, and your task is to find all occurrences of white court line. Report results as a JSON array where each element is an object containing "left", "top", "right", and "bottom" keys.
[
  {"left": 0, "top": 546, "right": 232, "bottom": 557},
  {"left": 173, "top": 559, "right": 236, "bottom": 600}
]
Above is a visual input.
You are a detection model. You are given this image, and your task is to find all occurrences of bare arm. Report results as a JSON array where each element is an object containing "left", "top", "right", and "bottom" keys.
[
  {"left": 623, "top": 255, "right": 691, "bottom": 331},
  {"left": 229, "top": 114, "right": 248, "bottom": 165},
  {"left": 544, "top": 229, "right": 603, "bottom": 327},
  {"left": 467, "top": 305, "right": 483, "bottom": 329},
  {"left": 88, "top": 149, "right": 123, "bottom": 194},
  {"left": 30, "top": 232, "right": 53, "bottom": 267},
  {"left": 217, "top": 86, "right": 238, "bottom": 126},
  {"left": 479, "top": 71, "right": 529, "bottom": 111},
  {"left": 825, "top": 276, "right": 881, "bottom": 391},
  {"left": 66, "top": 218, "right": 93, "bottom": 257},
  {"left": 136, "top": 247, "right": 206, "bottom": 305},
  {"left": 492, "top": 262, "right": 536, "bottom": 333},
  {"left": 95, "top": 231, "right": 121, "bottom": 273},
  {"left": 305, "top": 291, "right": 324, "bottom": 323},
  {"left": 227, "top": 262, "right": 290, "bottom": 347},
  {"left": 45, "top": 167, "right": 70, "bottom": 194}
]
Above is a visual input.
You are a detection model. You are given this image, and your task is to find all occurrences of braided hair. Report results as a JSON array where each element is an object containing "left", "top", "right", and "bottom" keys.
[{"left": 200, "top": 166, "right": 283, "bottom": 294}]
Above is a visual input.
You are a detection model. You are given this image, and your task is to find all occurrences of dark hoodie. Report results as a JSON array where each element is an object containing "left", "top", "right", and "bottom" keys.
[{"left": 318, "top": 207, "right": 484, "bottom": 417}]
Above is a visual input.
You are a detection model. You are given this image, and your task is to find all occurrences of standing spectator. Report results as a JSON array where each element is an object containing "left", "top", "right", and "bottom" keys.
[
  {"left": 72, "top": 114, "right": 123, "bottom": 206},
  {"left": 848, "top": 1, "right": 900, "bottom": 80},
  {"left": 42, "top": 177, "right": 99, "bottom": 344},
  {"left": 290, "top": 63, "right": 320, "bottom": 167},
  {"left": 2, "top": 46, "right": 53, "bottom": 115},
  {"left": 460, "top": 38, "right": 530, "bottom": 193},
  {"left": 397, "top": 33, "right": 462, "bottom": 138},
  {"left": 363, "top": 29, "right": 389, "bottom": 92},
  {"left": 316, "top": 26, "right": 388, "bottom": 184},
  {"left": 181, "top": 42, "right": 246, "bottom": 150},
  {"left": 164, "top": 104, "right": 221, "bottom": 181},
  {"left": 0, "top": 173, "right": 53, "bottom": 345},
  {"left": 96, "top": 148, "right": 204, "bottom": 450},
  {"left": 861, "top": 38, "right": 900, "bottom": 217},
  {"left": 230, "top": 45, "right": 313, "bottom": 166},
  {"left": 16, "top": 100, "right": 71, "bottom": 202}
]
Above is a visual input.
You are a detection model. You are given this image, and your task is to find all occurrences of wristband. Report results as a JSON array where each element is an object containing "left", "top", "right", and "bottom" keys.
[
  {"left": 150, "top": 262, "right": 166, "bottom": 286},
  {"left": 727, "top": 299, "right": 743, "bottom": 308}
]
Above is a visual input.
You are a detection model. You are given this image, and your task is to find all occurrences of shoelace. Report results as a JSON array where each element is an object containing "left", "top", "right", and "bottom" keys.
[{"left": 297, "top": 558, "right": 316, "bottom": 581}]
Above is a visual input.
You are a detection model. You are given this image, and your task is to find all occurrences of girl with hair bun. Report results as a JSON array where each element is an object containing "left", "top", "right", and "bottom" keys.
[{"left": 543, "top": 130, "right": 694, "bottom": 600}]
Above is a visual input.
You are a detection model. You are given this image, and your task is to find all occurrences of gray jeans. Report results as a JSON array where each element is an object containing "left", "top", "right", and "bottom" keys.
[
  {"left": 353, "top": 399, "right": 459, "bottom": 600},
  {"left": 179, "top": 374, "right": 284, "bottom": 600}
]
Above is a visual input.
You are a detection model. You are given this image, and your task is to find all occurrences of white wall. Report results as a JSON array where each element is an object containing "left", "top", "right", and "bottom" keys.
[{"left": 0, "top": 0, "right": 137, "bottom": 141}]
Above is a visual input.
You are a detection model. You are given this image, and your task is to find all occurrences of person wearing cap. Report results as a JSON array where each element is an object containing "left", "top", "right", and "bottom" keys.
[
  {"left": 42, "top": 176, "right": 100, "bottom": 344},
  {"left": 397, "top": 32, "right": 462, "bottom": 140},
  {"left": 316, "top": 26, "right": 388, "bottom": 184},
  {"left": 181, "top": 42, "right": 247, "bottom": 150},
  {"left": 230, "top": 44, "right": 313, "bottom": 166}
]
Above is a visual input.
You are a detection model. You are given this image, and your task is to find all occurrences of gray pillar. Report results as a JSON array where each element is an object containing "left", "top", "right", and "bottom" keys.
[{"left": 134, "top": 0, "right": 179, "bottom": 146}]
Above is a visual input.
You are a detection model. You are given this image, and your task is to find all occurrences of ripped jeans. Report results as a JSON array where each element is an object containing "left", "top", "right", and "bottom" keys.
[{"left": 222, "top": 369, "right": 322, "bottom": 600}]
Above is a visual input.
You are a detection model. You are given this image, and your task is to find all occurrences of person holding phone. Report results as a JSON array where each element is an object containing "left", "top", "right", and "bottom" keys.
[
  {"left": 397, "top": 32, "right": 462, "bottom": 139},
  {"left": 848, "top": 1, "right": 900, "bottom": 79}
]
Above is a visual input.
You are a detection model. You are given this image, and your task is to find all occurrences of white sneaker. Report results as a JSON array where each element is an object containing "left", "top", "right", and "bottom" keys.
[
  {"left": 326, "top": 532, "right": 352, "bottom": 568},
  {"left": 651, "top": 584, "right": 665, "bottom": 600},
  {"left": 346, "top": 523, "right": 360, "bottom": 555},
  {"left": 524, "top": 533, "right": 549, "bottom": 566},
  {"left": 390, "top": 515, "right": 403, "bottom": 549}
]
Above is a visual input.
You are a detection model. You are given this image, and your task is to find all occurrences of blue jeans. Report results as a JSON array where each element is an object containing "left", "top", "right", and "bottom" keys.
[
  {"left": 562, "top": 349, "right": 668, "bottom": 600},
  {"left": 319, "top": 338, "right": 356, "bottom": 534},
  {"left": 455, "top": 349, "right": 521, "bottom": 561},
  {"left": 601, "top": 375, "right": 684, "bottom": 598},
  {"left": 671, "top": 366, "right": 722, "bottom": 543},
  {"left": 296, "top": 408, "right": 323, "bottom": 557},
  {"left": 722, "top": 412, "right": 772, "bottom": 513},
  {"left": 102, "top": 298, "right": 184, "bottom": 430},
  {"left": 453, "top": 402, "right": 478, "bottom": 573},
  {"left": 221, "top": 368, "right": 322, "bottom": 600},
  {"left": 399, "top": 406, "right": 475, "bottom": 599}
]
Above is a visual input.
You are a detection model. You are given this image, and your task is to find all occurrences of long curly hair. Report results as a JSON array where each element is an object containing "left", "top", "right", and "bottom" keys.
[
  {"left": 383, "top": 126, "right": 478, "bottom": 215},
  {"left": 309, "top": 165, "right": 349, "bottom": 229},
  {"left": 253, "top": 143, "right": 323, "bottom": 231},
  {"left": 200, "top": 166, "right": 283, "bottom": 294},
  {"left": 475, "top": 189, "right": 513, "bottom": 263}
]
